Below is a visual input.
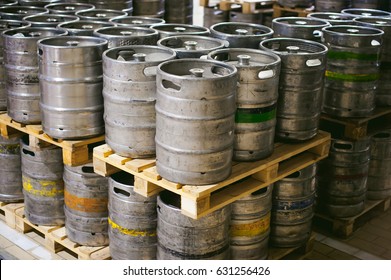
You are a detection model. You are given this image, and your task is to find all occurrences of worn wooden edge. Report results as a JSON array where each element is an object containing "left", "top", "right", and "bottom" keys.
[{"left": 320, "top": 107, "right": 391, "bottom": 126}]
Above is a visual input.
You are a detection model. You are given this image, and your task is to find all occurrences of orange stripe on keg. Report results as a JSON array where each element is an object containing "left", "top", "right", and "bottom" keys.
[
  {"left": 230, "top": 212, "right": 271, "bottom": 237},
  {"left": 64, "top": 189, "right": 108, "bottom": 213},
  {"left": 108, "top": 217, "right": 156, "bottom": 237}
]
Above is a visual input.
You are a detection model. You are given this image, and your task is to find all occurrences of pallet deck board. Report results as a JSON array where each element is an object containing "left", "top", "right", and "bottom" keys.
[
  {"left": 314, "top": 197, "right": 391, "bottom": 238},
  {"left": 272, "top": 2, "right": 314, "bottom": 18},
  {"left": 268, "top": 232, "right": 315, "bottom": 260},
  {"left": 94, "top": 130, "right": 331, "bottom": 219},
  {"left": 0, "top": 112, "right": 105, "bottom": 166}
]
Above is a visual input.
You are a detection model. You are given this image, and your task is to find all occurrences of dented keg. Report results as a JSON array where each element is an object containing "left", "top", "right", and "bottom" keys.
[
  {"left": 94, "top": 26, "right": 159, "bottom": 48},
  {"left": 342, "top": 8, "right": 391, "bottom": 17},
  {"left": 64, "top": 163, "right": 109, "bottom": 246},
  {"left": 109, "top": 172, "right": 157, "bottom": 260},
  {"left": 317, "top": 138, "right": 370, "bottom": 218},
  {"left": 75, "top": 9, "right": 127, "bottom": 22},
  {"left": 0, "top": 135, "right": 23, "bottom": 203},
  {"left": 230, "top": 185, "right": 272, "bottom": 260},
  {"left": 157, "top": 191, "right": 231, "bottom": 260},
  {"left": 307, "top": 13, "right": 356, "bottom": 26},
  {"left": 354, "top": 17, "right": 391, "bottom": 106},
  {"left": 44, "top": 3, "right": 95, "bottom": 15},
  {"left": 314, "top": 0, "right": 352, "bottom": 12},
  {"left": 152, "top": 23, "right": 210, "bottom": 39},
  {"left": 367, "top": 131, "right": 391, "bottom": 200},
  {"left": 272, "top": 17, "right": 330, "bottom": 42},
  {"left": 57, "top": 20, "right": 115, "bottom": 36},
  {"left": 22, "top": 14, "right": 80, "bottom": 27},
  {"left": 277, "top": 0, "right": 314, "bottom": 8},
  {"left": 158, "top": 35, "right": 228, "bottom": 58},
  {"left": 155, "top": 59, "right": 237, "bottom": 185},
  {"left": 322, "top": 25, "right": 383, "bottom": 117},
  {"left": 164, "top": 0, "right": 192, "bottom": 24},
  {"left": 0, "top": 19, "right": 31, "bottom": 111},
  {"left": 260, "top": 38, "right": 327, "bottom": 141},
  {"left": 38, "top": 36, "right": 108, "bottom": 139},
  {"left": 3, "top": 27, "right": 67, "bottom": 124},
  {"left": 110, "top": 16, "right": 165, "bottom": 27},
  {"left": 210, "top": 22, "right": 273, "bottom": 49},
  {"left": 103, "top": 45, "right": 176, "bottom": 158},
  {"left": 21, "top": 136, "right": 64, "bottom": 226},
  {"left": 133, "top": 0, "right": 165, "bottom": 18},
  {"left": 208, "top": 48, "right": 280, "bottom": 161},
  {"left": 270, "top": 164, "right": 316, "bottom": 247},
  {"left": 0, "top": 6, "right": 49, "bottom": 20}
]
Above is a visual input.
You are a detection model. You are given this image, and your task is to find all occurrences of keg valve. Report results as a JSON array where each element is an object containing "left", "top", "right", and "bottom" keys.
[
  {"left": 189, "top": 68, "right": 204, "bottom": 78},
  {"left": 237, "top": 55, "right": 251, "bottom": 66},
  {"left": 174, "top": 27, "right": 186, "bottom": 33},
  {"left": 287, "top": 46, "right": 300, "bottom": 53},
  {"left": 184, "top": 41, "right": 198, "bottom": 50},
  {"left": 65, "top": 6, "right": 76, "bottom": 11},
  {"left": 132, "top": 20, "right": 143, "bottom": 25},
  {"left": 67, "top": 41, "right": 79, "bottom": 47},
  {"left": 235, "top": 29, "right": 248, "bottom": 35},
  {"left": 133, "top": 53, "right": 146, "bottom": 62}
]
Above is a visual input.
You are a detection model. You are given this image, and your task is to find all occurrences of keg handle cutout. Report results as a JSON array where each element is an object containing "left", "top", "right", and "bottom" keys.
[
  {"left": 313, "top": 30, "right": 323, "bottom": 39},
  {"left": 161, "top": 79, "right": 181, "bottom": 91},
  {"left": 258, "top": 70, "right": 274, "bottom": 79},
  {"left": 306, "top": 59, "right": 322, "bottom": 67},
  {"left": 116, "top": 50, "right": 136, "bottom": 61},
  {"left": 22, "top": 148, "right": 35, "bottom": 157},
  {"left": 371, "top": 40, "right": 381, "bottom": 46},
  {"left": 373, "top": 132, "right": 391, "bottom": 139},
  {"left": 286, "top": 170, "right": 301, "bottom": 178},
  {"left": 211, "top": 65, "right": 231, "bottom": 77},
  {"left": 81, "top": 166, "right": 95, "bottom": 174},
  {"left": 333, "top": 142, "right": 353, "bottom": 151},
  {"left": 113, "top": 187, "right": 131, "bottom": 198}
]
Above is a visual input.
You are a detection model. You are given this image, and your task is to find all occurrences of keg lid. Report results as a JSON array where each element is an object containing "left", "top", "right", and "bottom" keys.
[
  {"left": 75, "top": 9, "right": 127, "bottom": 21},
  {"left": 354, "top": 16, "right": 391, "bottom": 27},
  {"left": 0, "top": 0, "right": 18, "bottom": 5},
  {"left": 151, "top": 23, "right": 210, "bottom": 37},
  {"left": 210, "top": 22, "right": 274, "bottom": 37},
  {"left": 110, "top": 16, "right": 165, "bottom": 27},
  {"left": 273, "top": 17, "right": 330, "bottom": 28},
  {"left": 57, "top": 20, "right": 115, "bottom": 32},
  {"left": 37, "top": 36, "right": 108, "bottom": 48},
  {"left": 322, "top": 25, "right": 384, "bottom": 47},
  {"left": 0, "top": 6, "right": 49, "bottom": 19},
  {"left": 260, "top": 38, "right": 328, "bottom": 56},
  {"left": 22, "top": 14, "right": 80, "bottom": 27},
  {"left": 18, "top": 0, "right": 62, "bottom": 7},
  {"left": 0, "top": 19, "right": 31, "bottom": 30},
  {"left": 307, "top": 12, "right": 357, "bottom": 25},
  {"left": 104, "top": 45, "right": 176, "bottom": 63},
  {"left": 95, "top": 26, "right": 158, "bottom": 37},
  {"left": 44, "top": 3, "right": 95, "bottom": 15},
  {"left": 158, "top": 35, "right": 228, "bottom": 53},
  {"left": 3, "top": 26, "right": 67, "bottom": 39},
  {"left": 341, "top": 8, "right": 391, "bottom": 18}
]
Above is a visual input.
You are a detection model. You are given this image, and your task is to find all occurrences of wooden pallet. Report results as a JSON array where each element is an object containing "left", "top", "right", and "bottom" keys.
[
  {"left": 268, "top": 231, "right": 315, "bottom": 260},
  {"left": 0, "top": 113, "right": 105, "bottom": 166},
  {"left": 320, "top": 107, "right": 391, "bottom": 140},
  {"left": 0, "top": 202, "right": 110, "bottom": 260},
  {"left": 313, "top": 197, "right": 391, "bottom": 238},
  {"left": 94, "top": 131, "right": 331, "bottom": 219},
  {"left": 272, "top": 3, "right": 314, "bottom": 18}
]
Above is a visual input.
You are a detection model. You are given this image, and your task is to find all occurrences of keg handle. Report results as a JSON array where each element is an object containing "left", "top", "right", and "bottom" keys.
[
  {"left": 313, "top": 30, "right": 323, "bottom": 39},
  {"left": 258, "top": 69, "right": 274, "bottom": 79},
  {"left": 22, "top": 149, "right": 35, "bottom": 157},
  {"left": 332, "top": 142, "right": 353, "bottom": 151},
  {"left": 306, "top": 59, "right": 322, "bottom": 67},
  {"left": 113, "top": 187, "right": 131, "bottom": 198}
]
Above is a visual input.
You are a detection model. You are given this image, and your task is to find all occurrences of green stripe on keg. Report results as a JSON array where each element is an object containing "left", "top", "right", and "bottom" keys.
[
  {"left": 325, "top": 71, "right": 379, "bottom": 82},
  {"left": 235, "top": 105, "right": 276, "bottom": 124},
  {"left": 327, "top": 50, "right": 378, "bottom": 61}
]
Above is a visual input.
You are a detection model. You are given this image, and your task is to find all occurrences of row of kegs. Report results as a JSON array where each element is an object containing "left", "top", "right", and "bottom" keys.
[
  {"left": 0, "top": 0, "right": 192, "bottom": 23},
  {"left": 0, "top": 6, "right": 390, "bottom": 186},
  {"left": 276, "top": 0, "right": 391, "bottom": 10},
  {"left": 0, "top": 132, "right": 319, "bottom": 259}
]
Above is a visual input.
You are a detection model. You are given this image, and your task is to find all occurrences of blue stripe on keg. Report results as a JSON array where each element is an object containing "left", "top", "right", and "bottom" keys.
[{"left": 273, "top": 196, "right": 315, "bottom": 211}]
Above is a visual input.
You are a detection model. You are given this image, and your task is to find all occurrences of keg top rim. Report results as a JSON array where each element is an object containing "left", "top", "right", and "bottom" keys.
[
  {"left": 3, "top": 26, "right": 68, "bottom": 38},
  {"left": 210, "top": 21, "right": 274, "bottom": 37},
  {"left": 103, "top": 45, "right": 177, "bottom": 63},
  {"left": 0, "top": 0, "right": 17, "bottom": 4},
  {"left": 57, "top": 20, "right": 115, "bottom": 29},
  {"left": 75, "top": 8, "right": 128, "bottom": 18},
  {"left": 322, "top": 25, "right": 385, "bottom": 36},
  {"left": 260, "top": 37, "right": 328, "bottom": 55},
  {"left": 0, "top": 6, "right": 49, "bottom": 14},
  {"left": 341, "top": 8, "right": 391, "bottom": 17},
  {"left": 207, "top": 47, "right": 281, "bottom": 66},
  {"left": 109, "top": 15, "right": 166, "bottom": 26},
  {"left": 307, "top": 12, "right": 357, "bottom": 22},
  {"left": 44, "top": 2, "right": 95, "bottom": 10},
  {"left": 272, "top": 16, "right": 331, "bottom": 27},
  {"left": 353, "top": 16, "right": 391, "bottom": 26},
  {"left": 94, "top": 26, "right": 158, "bottom": 36},
  {"left": 151, "top": 23, "right": 210, "bottom": 33},
  {"left": 22, "top": 14, "right": 80, "bottom": 22},
  {"left": 157, "top": 35, "right": 229, "bottom": 50},
  {"left": 37, "top": 35, "right": 108, "bottom": 48},
  {"left": 0, "top": 18, "right": 31, "bottom": 29}
]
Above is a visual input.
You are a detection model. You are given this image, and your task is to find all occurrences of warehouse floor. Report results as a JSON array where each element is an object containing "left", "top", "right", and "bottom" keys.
[{"left": 0, "top": 204, "right": 390, "bottom": 260}]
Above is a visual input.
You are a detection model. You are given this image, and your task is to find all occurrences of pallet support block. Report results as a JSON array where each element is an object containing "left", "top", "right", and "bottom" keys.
[
  {"left": 134, "top": 177, "right": 163, "bottom": 197},
  {"left": 181, "top": 195, "right": 211, "bottom": 219}
]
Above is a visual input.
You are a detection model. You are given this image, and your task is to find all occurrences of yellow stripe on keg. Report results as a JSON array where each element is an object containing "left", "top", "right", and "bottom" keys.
[
  {"left": 22, "top": 176, "right": 64, "bottom": 197},
  {"left": 231, "top": 212, "right": 271, "bottom": 237},
  {"left": 108, "top": 217, "right": 156, "bottom": 237}
]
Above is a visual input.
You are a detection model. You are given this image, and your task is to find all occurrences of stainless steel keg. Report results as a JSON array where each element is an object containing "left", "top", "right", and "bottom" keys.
[
  {"left": 57, "top": 20, "right": 115, "bottom": 36},
  {"left": 151, "top": 23, "right": 210, "bottom": 38},
  {"left": 38, "top": 36, "right": 108, "bottom": 139},
  {"left": 76, "top": 9, "right": 128, "bottom": 21},
  {"left": 208, "top": 48, "right": 281, "bottom": 161},
  {"left": 3, "top": 27, "right": 67, "bottom": 124},
  {"left": 341, "top": 8, "right": 391, "bottom": 17},
  {"left": 158, "top": 35, "right": 228, "bottom": 58},
  {"left": 64, "top": 163, "right": 109, "bottom": 246},
  {"left": 88, "top": 0, "right": 133, "bottom": 10},
  {"left": 133, "top": 0, "right": 165, "bottom": 18},
  {"left": 110, "top": 16, "right": 165, "bottom": 27},
  {"left": 164, "top": 0, "right": 192, "bottom": 24},
  {"left": 157, "top": 191, "right": 231, "bottom": 260},
  {"left": 210, "top": 22, "right": 273, "bottom": 49},
  {"left": 18, "top": 0, "right": 62, "bottom": 7},
  {"left": 155, "top": 59, "right": 237, "bottom": 185},
  {"left": 108, "top": 172, "right": 157, "bottom": 260},
  {"left": 260, "top": 38, "right": 327, "bottom": 141},
  {"left": 22, "top": 14, "right": 80, "bottom": 27},
  {"left": 93, "top": 26, "right": 159, "bottom": 48},
  {"left": 307, "top": 12, "right": 357, "bottom": 26},
  {"left": 0, "top": 135, "right": 23, "bottom": 203},
  {"left": 0, "top": 0, "right": 18, "bottom": 6},
  {"left": 272, "top": 17, "right": 330, "bottom": 42},
  {"left": 322, "top": 25, "right": 384, "bottom": 117},
  {"left": 103, "top": 45, "right": 176, "bottom": 158},
  {"left": 44, "top": 3, "right": 95, "bottom": 15},
  {"left": 0, "top": 6, "right": 49, "bottom": 20}
]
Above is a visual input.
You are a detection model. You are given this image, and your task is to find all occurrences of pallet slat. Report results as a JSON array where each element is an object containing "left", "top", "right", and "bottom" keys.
[{"left": 272, "top": 3, "right": 314, "bottom": 18}]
